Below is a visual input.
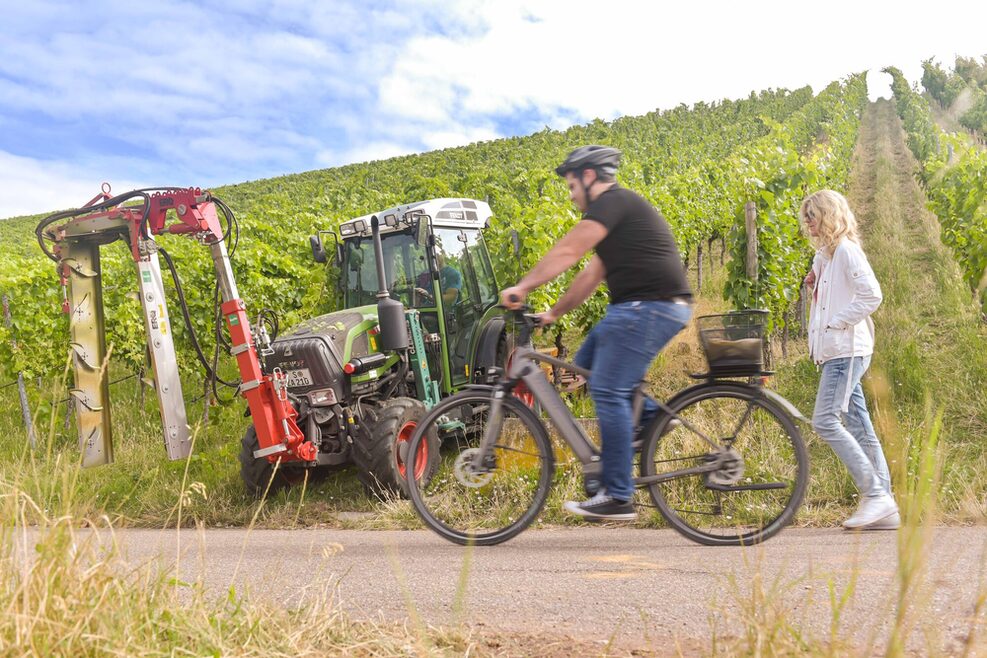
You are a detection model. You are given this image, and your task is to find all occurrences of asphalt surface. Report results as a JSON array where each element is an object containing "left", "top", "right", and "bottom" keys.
[{"left": 56, "top": 525, "right": 987, "bottom": 653}]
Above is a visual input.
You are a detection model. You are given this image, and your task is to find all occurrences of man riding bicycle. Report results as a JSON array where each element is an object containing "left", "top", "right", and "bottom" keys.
[{"left": 500, "top": 145, "right": 694, "bottom": 521}]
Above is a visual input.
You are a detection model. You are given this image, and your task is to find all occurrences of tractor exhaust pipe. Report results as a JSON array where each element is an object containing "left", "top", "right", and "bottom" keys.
[{"left": 371, "top": 215, "right": 409, "bottom": 351}]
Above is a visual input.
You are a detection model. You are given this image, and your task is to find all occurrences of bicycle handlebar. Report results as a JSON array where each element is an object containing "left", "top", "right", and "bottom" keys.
[{"left": 496, "top": 303, "right": 542, "bottom": 345}]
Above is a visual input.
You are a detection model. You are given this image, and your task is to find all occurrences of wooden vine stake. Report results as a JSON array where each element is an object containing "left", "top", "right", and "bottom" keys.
[
  {"left": 744, "top": 202, "right": 758, "bottom": 283},
  {"left": 744, "top": 202, "right": 771, "bottom": 367},
  {"left": 2, "top": 293, "right": 37, "bottom": 449}
]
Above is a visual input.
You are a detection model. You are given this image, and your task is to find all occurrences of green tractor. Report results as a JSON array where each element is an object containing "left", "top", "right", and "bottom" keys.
[{"left": 238, "top": 198, "right": 518, "bottom": 497}]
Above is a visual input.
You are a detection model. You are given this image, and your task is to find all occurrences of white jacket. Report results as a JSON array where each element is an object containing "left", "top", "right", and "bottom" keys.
[{"left": 807, "top": 239, "right": 882, "bottom": 369}]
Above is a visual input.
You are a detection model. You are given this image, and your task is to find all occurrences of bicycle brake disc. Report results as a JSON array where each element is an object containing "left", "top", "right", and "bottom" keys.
[{"left": 453, "top": 448, "right": 494, "bottom": 488}]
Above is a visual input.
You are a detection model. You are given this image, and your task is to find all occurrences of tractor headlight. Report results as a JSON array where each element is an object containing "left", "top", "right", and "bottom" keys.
[{"left": 340, "top": 224, "right": 355, "bottom": 236}]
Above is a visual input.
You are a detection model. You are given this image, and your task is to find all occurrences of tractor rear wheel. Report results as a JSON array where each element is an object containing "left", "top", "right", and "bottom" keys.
[{"left": 353, "top": 397, "right": 439, "bottom": 498}]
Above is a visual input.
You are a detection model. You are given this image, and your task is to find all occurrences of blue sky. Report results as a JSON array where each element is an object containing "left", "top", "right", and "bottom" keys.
[{"left": 2, "top": 0, "right": 986, "bottom": 217}]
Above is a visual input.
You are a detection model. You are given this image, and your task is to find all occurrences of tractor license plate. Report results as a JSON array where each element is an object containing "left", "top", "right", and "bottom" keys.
[{"left": 284, "top": 368, "right": 314, "bottom": 388}]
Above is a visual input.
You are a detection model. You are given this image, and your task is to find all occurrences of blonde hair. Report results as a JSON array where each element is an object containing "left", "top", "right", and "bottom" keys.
[{"left": 800, "top": 190, "right": 860, "bottom": 255}]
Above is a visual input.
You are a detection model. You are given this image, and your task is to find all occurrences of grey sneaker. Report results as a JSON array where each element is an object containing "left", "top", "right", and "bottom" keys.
[
  {"left": 563, "top": 492, "right": 637, "bottom": 521},
  {"left": 862, "top": 511, "right": 900, "bottom": 531},
  {"left": 842, "top": 494, "right": 897, "bottom": 529}
]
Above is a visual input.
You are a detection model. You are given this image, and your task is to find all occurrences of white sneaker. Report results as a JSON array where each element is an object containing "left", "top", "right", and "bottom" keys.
[
  {"left": 862, "top": 511, "right": 900, "bottom": 530},
  {"left": 842, "top": 494, "right": 897, "bottom": 529}
]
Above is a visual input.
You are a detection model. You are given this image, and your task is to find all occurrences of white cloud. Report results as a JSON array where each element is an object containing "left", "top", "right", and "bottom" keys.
[
  {"left": 421, "top": 126, "right": 500, "bottom": 151},
  {"left": 3, "top": 0, "right": 987, "bottom": 219},
  {"left": 0, "top": 150, "right": 145, "bottom": 217},
  {"left": 316, "top": 142, "right": 418, "bottom": 168},
  {"left": 377, "top": 0, "right": 987, "bottom": 127}
]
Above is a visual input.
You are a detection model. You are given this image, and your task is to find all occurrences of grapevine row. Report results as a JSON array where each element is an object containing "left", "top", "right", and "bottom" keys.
[
  {"left": 886, "top": 67, "right": 987, "bottom": 312},
  {"left": 0, "top": 80, "right": 859, "bottom": 381}
]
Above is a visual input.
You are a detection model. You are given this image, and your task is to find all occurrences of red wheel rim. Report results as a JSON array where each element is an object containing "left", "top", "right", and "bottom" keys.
[{"left": 395, "top": 421, "right": 428, "bottom": 480}]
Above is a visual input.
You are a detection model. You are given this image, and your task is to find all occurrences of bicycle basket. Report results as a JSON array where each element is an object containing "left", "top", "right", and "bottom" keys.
[{"left": 696, "top": 310, "right": 768, "bottom": 376}]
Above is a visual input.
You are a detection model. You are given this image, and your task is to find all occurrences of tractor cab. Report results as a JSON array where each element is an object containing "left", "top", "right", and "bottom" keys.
[{"left": 320, "top": 199, "right": 501, "bottom": 392}]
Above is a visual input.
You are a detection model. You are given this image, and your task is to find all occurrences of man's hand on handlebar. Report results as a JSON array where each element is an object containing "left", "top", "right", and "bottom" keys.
[
  {"left": 499, "top": 286, "right": 558, "bottom": 329},
  {"left": 499, "top": 286, "right": 527, "bottom": 310},
  {"left": 535, "top": 309, "right": 558, "bottom": 327}
]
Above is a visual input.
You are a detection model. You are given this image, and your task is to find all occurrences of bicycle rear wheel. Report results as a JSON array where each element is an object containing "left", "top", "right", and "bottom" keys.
[
  {"left": 639, "top": 383, "right": 808, "bottom": 546},
  {"left": 406, "top": 390, "right": 555, "bottom": 546}
]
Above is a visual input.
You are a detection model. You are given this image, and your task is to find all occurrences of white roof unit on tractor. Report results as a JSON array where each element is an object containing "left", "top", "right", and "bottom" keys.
[{"left": 338, "top": 198, "right": 493, "bottom": 238}]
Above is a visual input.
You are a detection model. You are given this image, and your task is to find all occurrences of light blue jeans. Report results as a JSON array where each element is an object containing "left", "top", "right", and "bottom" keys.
[
  {"left": 812, "top": 356, "right": 892, "bottom": 499},
  {"left": 574, "top": 300, "right": 692, "bottom": 501}
]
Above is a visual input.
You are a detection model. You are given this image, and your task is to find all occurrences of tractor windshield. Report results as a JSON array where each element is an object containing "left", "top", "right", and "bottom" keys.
[{"left": 342, "top": 230, "right": 431, "bottom": 308}]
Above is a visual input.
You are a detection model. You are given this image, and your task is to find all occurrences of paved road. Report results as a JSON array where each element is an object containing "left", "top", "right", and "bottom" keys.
[{"left": 89, "top": 525, "right": 985, "bottom": 653}]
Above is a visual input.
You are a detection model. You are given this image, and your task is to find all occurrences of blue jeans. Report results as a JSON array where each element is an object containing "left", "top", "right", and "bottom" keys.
[
  {"left": 812, "top": 356, "right": 892, "bottom": 499},
  {"left": 574, "top": 301, "right": 692, "bottom": 501}
]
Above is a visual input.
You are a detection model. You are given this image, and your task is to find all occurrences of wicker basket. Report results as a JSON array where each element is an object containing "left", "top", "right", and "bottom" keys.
[{"left": 696, "top": 310, "right": 768, "bottom": 376}]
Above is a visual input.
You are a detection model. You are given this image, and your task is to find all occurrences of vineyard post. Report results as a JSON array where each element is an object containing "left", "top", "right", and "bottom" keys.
[
  {"left": 744, "top": 202, "right": 770, "bottom": 366},
  {"left": 202, "top": 376, "right": 212, "bottom": 424},
  {"left": 63, "top": 396, "right": 72, "bottom": 431},
  {"left": 744, "top": 202, "right": 758, "bottom": 283},
  {"left": 696, "top": 242, "right": 704, "bottom": 292},
  {"left": 799, "top": 283, "right": 809, "bottom": 337},
  {"left": 2, "top": 293, "right": 37, "bottom": 449},
  {"left": 781, "top": 310, "right": 790, "bottom": 359}
]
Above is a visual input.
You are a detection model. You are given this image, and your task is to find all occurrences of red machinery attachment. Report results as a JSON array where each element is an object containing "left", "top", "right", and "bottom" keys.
[{"left": 37, "top": 185, "right": 314, "bottom": 467}]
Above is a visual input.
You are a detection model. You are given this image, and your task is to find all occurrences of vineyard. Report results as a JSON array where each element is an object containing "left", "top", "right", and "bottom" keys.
[
  {"left": 886, "top": 66, "right": 987, "bottom": 312},
  {"left": 0, "top": 63, "right": 985, "bottom": 533},
  {"left": 3, "top": 1, "right": 987, "bottom": 646},
  {"left": 0, "top": 76, "right": 866, "bottom": 385},
  {"left": 921, "top": 56, "right": 987, "bottom": 137}
]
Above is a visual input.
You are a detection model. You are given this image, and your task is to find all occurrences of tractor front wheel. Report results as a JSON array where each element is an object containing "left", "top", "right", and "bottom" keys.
[
  {"left": 238, "top": 426, "right": 326, "bottom": 498},
  {"left": 353, "top": 397, "right": 439, "bottom": 498}
]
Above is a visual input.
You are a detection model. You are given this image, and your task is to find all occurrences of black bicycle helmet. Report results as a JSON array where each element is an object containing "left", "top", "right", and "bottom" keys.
[{"left": 555, "top": 145, "right": 622, "bottom": 177}]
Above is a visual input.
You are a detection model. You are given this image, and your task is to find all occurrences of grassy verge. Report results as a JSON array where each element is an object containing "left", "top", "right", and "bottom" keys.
[
  {"left": 4, "top": 485, "right": 631, "bottom": 657},
  {"left": 3, "top": 365, "right": 983, "bottom": 656}
]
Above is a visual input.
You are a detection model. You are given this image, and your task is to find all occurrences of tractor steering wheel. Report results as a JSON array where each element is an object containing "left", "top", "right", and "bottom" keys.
[{"left": 391, "top": 283, "right": 432, "bottom": 307}]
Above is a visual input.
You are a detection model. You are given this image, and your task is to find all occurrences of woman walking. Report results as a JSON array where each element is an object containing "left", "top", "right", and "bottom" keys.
[{"left": 803, "top": 190, "right": 899, "bottom": 530}]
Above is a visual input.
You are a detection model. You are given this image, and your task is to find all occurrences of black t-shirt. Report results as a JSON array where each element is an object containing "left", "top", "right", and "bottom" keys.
[{"left": 583, "top": 186, "right": 692, "bottom": 304}]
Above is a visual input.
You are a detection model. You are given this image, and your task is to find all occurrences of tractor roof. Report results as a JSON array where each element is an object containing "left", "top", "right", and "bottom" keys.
[{"left": 338, "top": 198, "right": 492, "bottom": 238}]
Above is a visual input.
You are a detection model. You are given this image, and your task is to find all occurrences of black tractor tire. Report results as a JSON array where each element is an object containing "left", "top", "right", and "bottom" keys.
[
  {"left": 238, "top": 426, "right": 325, "bottom": 498},
  {"left": 352, "top": 397, "right": 440, "bottom": 498}
]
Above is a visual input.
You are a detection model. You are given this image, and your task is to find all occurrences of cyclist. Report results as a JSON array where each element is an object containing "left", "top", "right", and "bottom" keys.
[{"left": 500, "top": 145, "right": 693, "bottom": 521}]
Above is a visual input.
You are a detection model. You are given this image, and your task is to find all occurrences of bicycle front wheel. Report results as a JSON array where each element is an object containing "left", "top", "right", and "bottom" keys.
[
  {"left": 639, "top": 384, "right": 808, "bottom": 546},
  {"left": 406, "top": 390, "right": 555, "bottom": 546}
]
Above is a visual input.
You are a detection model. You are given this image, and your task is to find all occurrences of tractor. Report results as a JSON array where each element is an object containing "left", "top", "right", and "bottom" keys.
[{"left": 241, "top": 197, "right": 517, "bottom": 496}]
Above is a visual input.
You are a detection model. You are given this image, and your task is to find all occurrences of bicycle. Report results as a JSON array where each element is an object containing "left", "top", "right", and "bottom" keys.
[{"left": 405, "top": 307, "right": 809, "bottom": 547}]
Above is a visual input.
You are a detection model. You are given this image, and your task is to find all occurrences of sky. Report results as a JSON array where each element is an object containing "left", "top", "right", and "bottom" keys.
[{"left": 1, "top": 0, "right": 986, "bottom": 218}]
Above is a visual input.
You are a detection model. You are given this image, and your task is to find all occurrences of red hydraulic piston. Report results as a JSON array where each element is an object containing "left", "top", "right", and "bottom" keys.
[{"left": 221, "top": 298, "right": 315, "bottom": 462}]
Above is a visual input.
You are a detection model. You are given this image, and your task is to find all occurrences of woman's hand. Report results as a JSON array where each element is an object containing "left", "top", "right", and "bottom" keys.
[{"left": 804, "top": 269, "right": 816, "bottom": 288}]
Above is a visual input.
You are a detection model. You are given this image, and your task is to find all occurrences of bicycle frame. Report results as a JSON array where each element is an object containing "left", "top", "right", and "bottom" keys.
[{"left": 476, "top": 340, "right": 729, "bottom": 488}]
